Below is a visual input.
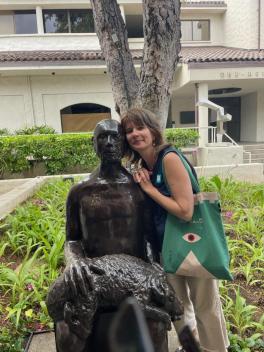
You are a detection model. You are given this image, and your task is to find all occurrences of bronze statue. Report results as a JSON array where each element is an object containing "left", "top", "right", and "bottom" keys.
[{"left": 46, "top": 120, "right": 182, "bottom": 352}]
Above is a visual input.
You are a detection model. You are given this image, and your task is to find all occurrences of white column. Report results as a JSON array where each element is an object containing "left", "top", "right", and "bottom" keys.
[
  {"left": 119, "top": 5, "right": 126, "bottom": 23},
  {"left": 36, "top": 6, "right": 44, "bottom": 34},
  {"left": 196, "top": 83, "right": 209, "bottom": 147}
]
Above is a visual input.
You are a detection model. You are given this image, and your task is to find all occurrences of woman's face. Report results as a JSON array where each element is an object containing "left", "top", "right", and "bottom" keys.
[{"left": 124, "top": 122, "right": 154, "bottom": 153}]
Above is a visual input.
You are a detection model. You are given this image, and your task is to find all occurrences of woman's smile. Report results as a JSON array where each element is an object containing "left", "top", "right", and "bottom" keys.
[{"left": 125, "top": 124, "right": 153, "bottom": 151}]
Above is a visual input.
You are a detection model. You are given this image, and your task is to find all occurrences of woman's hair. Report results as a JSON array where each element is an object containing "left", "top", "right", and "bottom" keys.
[{"left": 121, "top": 108, "right": 170, "bottom": 164}]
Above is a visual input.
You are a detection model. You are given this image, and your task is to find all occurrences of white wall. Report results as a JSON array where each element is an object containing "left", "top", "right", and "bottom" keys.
[
  {"left": 0, "top": 34, "right": 100, "bottom": 51},
  {"left": 0, "top": 76, "right": 35, "bottom": 130},
  {"left": 241, "top": 92, "right": 258, "bottom": 142},
  {"left": 0, "top": 74, "right": 117, "bottom": 132},
  {"left": 223, "top": 0, "right": 259, "bottom": 49},
  {"left": 256, "top": 90, "right": 264, "bottom": 141},
  {"left": 241, "top": 90, "right": 264, "bottom": 142},
  {"left": 261, "top": 1, "right": 264, "bottom": 49}
]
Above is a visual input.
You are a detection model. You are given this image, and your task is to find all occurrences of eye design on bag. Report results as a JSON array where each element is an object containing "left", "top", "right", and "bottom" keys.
[{"left": 182, "top": 233, "right": 201, "bottom": 243}]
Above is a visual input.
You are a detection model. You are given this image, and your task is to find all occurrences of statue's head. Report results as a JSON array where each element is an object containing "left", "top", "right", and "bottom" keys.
[{"left": 93, "top": 119, "right": 125, "bottom": 162}]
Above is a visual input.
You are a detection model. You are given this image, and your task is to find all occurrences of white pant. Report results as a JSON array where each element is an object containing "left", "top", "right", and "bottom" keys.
[{"left": 167, "top": 274, "right": 229, "bottom": 352}]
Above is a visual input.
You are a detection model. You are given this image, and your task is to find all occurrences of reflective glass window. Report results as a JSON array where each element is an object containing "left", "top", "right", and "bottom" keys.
[
  {"left": 43, "top": 9, "right": 94, "bottom": 33},
  {"left": 70, "top": 9, "right": 94, "bottom": 33},
  {"left": 14, "top": 10, "right": 37, "bottom": 34},
  {"left": 181, "top": 20, "right": 210, "bottom": 41},
  {"left": 125, "top": 14, "right": 143, "bottom": 38},
  {"left": 181, "top": 21, "right": 192, "bottom": 41},
  {"left": 193, "top": 21, "right": 210, "bottom": 41},
  {"left": 43, "top": 10, "right": 69, "bottom": 33}
]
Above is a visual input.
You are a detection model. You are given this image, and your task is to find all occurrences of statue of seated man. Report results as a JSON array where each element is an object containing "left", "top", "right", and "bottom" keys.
[{"left": 46, "top": 119, "right": 181, "bottom": 352}]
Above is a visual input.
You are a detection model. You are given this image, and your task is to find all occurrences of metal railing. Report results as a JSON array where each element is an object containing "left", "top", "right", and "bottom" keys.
[
  {"left": 178, "top": 126, "right": 217, "bottom": 144},
  {"left": 223, "top": 132, "right": 238, "bottom": 146},
  {"left": 178, "top": 126, "right": 252, "bottom": 163}
]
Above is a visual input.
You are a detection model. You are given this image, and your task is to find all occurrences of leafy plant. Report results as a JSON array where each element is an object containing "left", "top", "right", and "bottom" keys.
[
  {"left": 0, "top": 176, "right": 263, "bottom": 350},
  {"left": 0, "top": 128, "right": 10, "bottom": 136},
  {"left": 15, "top": 125, "right": 56, "bottom": 135},
  {"left": 0, "top": 128, "right": 198, "bottom": 176}
]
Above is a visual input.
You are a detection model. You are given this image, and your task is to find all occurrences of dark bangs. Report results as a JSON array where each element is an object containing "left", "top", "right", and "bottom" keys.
[{"left": 121, "top": 108, "right": 169, "bottom": 165}]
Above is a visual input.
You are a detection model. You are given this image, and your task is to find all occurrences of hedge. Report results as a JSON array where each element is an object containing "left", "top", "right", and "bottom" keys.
[{"left": 0, "top": 129, "right": 198, "bottom": 177}]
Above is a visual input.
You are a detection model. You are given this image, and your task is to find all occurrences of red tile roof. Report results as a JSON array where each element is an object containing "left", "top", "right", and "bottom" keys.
[
  {"left": 0, "top": 47, "right": 263, "bottom": 66},
  {"left": 180, "top": 46, "right": 264, "bottom": 63},
  {"left": 181, "top": 1, "right": 227, "bottom": 8}
]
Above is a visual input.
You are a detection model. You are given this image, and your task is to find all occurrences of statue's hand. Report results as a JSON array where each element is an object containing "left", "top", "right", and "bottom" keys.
[
  {"left": 64, "top": 301, "right": 95, "bottom": 340},
  {"left": 64, "top": 260, "right": 94, "bottom": 298}
]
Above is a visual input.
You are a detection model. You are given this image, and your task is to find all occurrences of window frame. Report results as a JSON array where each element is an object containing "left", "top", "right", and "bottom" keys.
[
  {"left": 181, "top": 19, "right": 210, "bottom": 42},
  {"left": 43, "top": 8, "right": 95, "bottom": 34},
  {"left": 0, "top": 9, "right": 37, "bottom": 35}
]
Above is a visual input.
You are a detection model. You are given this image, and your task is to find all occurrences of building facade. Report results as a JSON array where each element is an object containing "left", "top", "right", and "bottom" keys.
[{"left": 0, "top": 0, "right": 263, "bottom": 144}]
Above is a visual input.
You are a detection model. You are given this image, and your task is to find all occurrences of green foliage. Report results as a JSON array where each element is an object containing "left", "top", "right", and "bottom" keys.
[
  {"left": 0, "top": 176, "right": 263, "bottom": 350},
  {"left": 0, "top": 128, "right": 198, "bottom": 177},
  {"left": 15, "top": 125, "right": 56, "bottom": 135},
  {"left": 0, "top": 133, "right": 98, "bottom": 175},
  {"left": 0, "top": 327, "right": 25, "bottom": 352},
  {"left": 165, "top": 128, "right": 199, "bottom": 148},
  {"left": 0, "top": 128, "right": 10, "bottom": 136},
  {"left": 0, "top": 179, "right": 71, "bottom": 340}
]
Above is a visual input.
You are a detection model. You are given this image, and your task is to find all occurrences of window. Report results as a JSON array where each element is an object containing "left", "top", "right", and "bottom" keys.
[
  {"left": 0, "top": 10, "right": 37, "bottom": 34},
  {"left": 14, "top": 11, "right": 37, "bottom": 34},
  {"left": 181, "top": 20, "right": 210, "bottom": 41},
  {"left": 43, "top": 9, "right": 94, "bottom": 33},
  {"left": 125, "top": 14, "right": 143, "bottom": 38},
  {"left": 180, "top": 111, "right": 195, "bottom": 124}
]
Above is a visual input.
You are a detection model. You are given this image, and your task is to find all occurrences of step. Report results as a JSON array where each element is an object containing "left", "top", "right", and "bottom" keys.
[
  {"left": 243, "top": 145, "right": 264, "bottom": 151},
  {"left": 244, "top": 158, "right": 264, "bottom": 164}
]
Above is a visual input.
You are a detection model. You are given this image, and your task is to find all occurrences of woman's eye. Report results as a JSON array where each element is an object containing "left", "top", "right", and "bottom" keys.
[{"left": 182, "top": 233, "right": 201, "bottom": 243}]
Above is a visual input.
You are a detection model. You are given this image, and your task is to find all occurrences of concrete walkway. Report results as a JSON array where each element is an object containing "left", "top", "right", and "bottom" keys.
[
  {"left": 0, "top": 177, "right": 46, "bottom": 220},
  {"left": 27, "top": 329, "right": 180, "bottom": 351}
]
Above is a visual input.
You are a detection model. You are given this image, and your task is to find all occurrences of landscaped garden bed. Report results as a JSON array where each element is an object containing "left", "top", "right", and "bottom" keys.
[{"left": 0, "top": 176, "right": 263, "bottom": 351}]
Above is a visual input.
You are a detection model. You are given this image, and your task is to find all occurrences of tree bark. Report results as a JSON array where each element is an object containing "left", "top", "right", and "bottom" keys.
[
  {"left": 90, "top": 0, "right": 181, "bottom": 129},
  {"left": 90, "top": 0, "right": 140, "bottom": 116},
  {"left": 139, "top": 0, "right": 181, "bottom": 129}
]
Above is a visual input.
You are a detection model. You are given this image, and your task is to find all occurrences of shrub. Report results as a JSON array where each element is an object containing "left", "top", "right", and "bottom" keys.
[
  {"left": 165, "top": 128, "right": 198, "bottom": 148},
  {"left": 0, "top": 128, "right": 10, "bottom": 136},
  {"left": 0, "top": 133, "right": 97, "bottom": 176},
  {"left": 15, "top": 125, "right": 56, "bottom": 135},
  {"left": 0, "top": 129, "right": 198, "bottom": 176}
]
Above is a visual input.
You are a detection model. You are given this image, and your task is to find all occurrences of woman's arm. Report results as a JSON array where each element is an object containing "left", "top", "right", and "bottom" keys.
[{"left": 134, "top": 153, "right": 194, "bottom": 221}]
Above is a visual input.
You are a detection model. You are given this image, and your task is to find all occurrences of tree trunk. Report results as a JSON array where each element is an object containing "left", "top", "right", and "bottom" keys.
[
  {"left": 90, "top": 0, "right": 140, "bottom": 116},
  {"left": 91, "top": 0, "right": 181, "bottom": 129},
  {"left": 139, "top": 0, "right": 181, "bottom": 129}
]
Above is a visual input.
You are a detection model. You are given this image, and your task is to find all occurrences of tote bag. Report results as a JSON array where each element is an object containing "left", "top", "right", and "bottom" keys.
[{"left": 161, "top": 152, "right": 233, "bottom": 280}]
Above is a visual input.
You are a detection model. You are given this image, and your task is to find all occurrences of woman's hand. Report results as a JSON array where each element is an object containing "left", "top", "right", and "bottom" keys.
[{"left": 133, "top": 168, "right": 155, "bottom": 194}]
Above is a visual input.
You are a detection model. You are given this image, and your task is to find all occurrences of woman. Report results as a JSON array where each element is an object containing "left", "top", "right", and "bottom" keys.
[{"left": 121, "top": 108, "right": 229, "bottom": 352}]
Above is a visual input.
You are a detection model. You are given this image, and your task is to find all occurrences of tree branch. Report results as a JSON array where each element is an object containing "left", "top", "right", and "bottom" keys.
[
  {"left": 90, "top": 0, "right": 140, "bottom": 116},
  {"left": 139, "top": 0, "right": 181, "bottom": 128}
]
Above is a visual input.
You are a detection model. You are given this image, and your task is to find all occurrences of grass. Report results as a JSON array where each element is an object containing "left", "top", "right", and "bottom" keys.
[{"left": 0, "top": 176, "right": 263, "bottom": 351}]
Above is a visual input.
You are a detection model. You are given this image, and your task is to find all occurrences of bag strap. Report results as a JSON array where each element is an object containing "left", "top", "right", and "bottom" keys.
[{"left": 162, "top": 149, "right": 200, "bottom": 194}]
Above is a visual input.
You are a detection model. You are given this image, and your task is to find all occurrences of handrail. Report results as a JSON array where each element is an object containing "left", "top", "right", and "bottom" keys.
[
  {"left": 177, "top": 126, "right": 217, "bottom": 144},
  {"left": 223, "top": 132, "right": 238, "bottom": 146},
  {"left": 243, "top": 151, "right": 252, "bottom": 164}
]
